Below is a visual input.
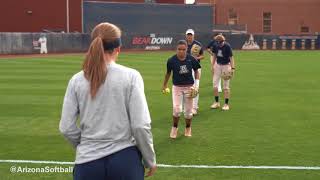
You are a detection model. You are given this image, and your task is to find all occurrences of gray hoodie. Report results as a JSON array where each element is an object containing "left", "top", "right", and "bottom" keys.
[{"left": 59, "top": 62, "right": 156, "bottom": 168}]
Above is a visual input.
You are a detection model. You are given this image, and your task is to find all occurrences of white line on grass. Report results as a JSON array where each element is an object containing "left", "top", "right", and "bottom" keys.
[
  {"left": 158, "top": 164, "right": 320, "bottom": 170},
  {"left": 0, "top": 160, "right": 74, "bottom": 165},
  {"left": 0, "top": 160, "right": 320, "bottom": 170}
]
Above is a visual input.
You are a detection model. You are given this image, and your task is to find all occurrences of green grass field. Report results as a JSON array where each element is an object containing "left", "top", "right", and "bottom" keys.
[{"left": 0, "top": 51, "right": 320, "bottom": 179}]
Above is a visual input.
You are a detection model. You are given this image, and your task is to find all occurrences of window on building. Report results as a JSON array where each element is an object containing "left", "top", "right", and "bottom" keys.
[
  {"left": 263, "top": 12, "right": 272, "bottom": 33},
  {"left": 301, "top": 26, "right": 309, "bottom": 33},
  {"left": 228, "top": 8, "right": 238, "bottom": 25}
]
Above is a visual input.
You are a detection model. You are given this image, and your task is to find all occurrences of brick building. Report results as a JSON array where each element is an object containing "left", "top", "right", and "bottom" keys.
[
  {"left": 0, "top": 0, "right": 185, "bottom": 33},
  {"left": 0, "top": 0, "right": 82, "bottom": 32},
  {"left": 198, "top": 0, "right": 320, "bottom": 35},
  {"left": 1, "top": 0, "right": 319, "bottom": 35}
]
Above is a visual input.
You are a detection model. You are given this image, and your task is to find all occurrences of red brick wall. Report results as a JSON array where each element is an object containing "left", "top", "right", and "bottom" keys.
[
  {"left": 0, "top": 0, "right": 187, "bottom": 33},
  {"left": 69, "top": 0, "right": 82, "bottom": 32},
  {"left": 196, "top": 0, "right": 215, "bottom": 4},
  {"left": 3, "top": 0, "right": 318, "bottom": 35},
  {"left": 0, "top": 0, "right": 82, "bottom": 32},
  {"left": 215, "top": 0, "right": 320, "bottom": 35}
]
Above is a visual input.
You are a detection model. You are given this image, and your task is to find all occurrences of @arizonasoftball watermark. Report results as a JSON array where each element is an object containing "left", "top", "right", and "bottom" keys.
[{"left": 10, "top": 165, "right": 73, "bottom": 173}]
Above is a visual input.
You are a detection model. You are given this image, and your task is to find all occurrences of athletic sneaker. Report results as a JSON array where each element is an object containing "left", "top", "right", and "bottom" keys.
[
  {"left": 170, "top": 127, "right": 178, "bottom": 139},
  {"left": 210, "top": 102, "right": 220, "bottom": 109},
  {"left": 222, "top": 104, "right": 230, "bottom": 111},
  {"left": 184, "top": 127, "right": 192, "bottom": 137}
]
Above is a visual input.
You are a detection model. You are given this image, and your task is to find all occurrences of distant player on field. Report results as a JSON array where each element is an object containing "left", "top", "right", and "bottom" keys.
[
  {"left": 185, "top": 29, "right": 204, "bottom": 115},
  {"left": 38, "top": 33, "right": 48, "bottom": 54},
  {"left": 210, "top": 34, "right": 235, "bottom": 111},
  {"left": 162, "top": 40, "right": 201, "bottom": 138}
]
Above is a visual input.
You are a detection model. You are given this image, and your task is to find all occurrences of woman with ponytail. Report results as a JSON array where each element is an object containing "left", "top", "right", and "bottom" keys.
[{"left": 59, "top": 22, "right": 157, "bottom": 179}]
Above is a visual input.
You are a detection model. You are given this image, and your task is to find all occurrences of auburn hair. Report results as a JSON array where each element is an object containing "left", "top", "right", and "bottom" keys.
[
  {"left": 214, "top": 34, "right": 226, "bottom": 42},
  {"left": 82, "top": 22, "right": 121, "bottom": 98}
]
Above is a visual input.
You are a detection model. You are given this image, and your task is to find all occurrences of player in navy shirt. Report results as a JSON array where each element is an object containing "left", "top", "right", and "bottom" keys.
[
  {"left": 186, "top": 29, "right": 204, "bottom": 62},
  {"left": 162, "top": 40, "right": 201, "bottom": 139},
  {"left": 206, "top": 35, "right": 218, "bottom": 53},
  {"left": 185, "top": 29, "right": 204, "bottom": 115},
  {"left": 210, "top": 34, "right": 235, "bottom": 111},
  {"left": 206, "top": 33, "right": 223, "bottom": 93}
]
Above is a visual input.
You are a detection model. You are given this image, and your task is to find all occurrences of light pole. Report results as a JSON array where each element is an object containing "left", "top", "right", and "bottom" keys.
[{"left": 66, "top": 0, "right": 70, "bottom": 33}]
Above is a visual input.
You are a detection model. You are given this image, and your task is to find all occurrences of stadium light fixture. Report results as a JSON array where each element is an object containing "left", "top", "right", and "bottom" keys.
[{"left": 185, "top": 0, "right": 196, "bottom": 4}]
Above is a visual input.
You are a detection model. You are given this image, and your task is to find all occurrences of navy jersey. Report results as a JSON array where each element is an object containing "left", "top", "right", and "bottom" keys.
[
  {"left": 187, "top": 40, "right": 204, "bottom": 61},
  {"left": 167, "top": 54, "right": 201, "bottom": 86},
  {"left": 206, "top": 40, "right": 218, "bottom": 52},
  {"left": 212, "top": 42, "right": 233, "bottom": 65}
]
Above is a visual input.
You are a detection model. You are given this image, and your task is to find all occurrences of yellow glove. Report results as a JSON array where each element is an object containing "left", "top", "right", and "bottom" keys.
[
  {"left": 221, "top": 68, "right": 233, "bottom": 80},
  {"left": 191, "top": 44, "right": 201, "bottom": 57},
  {"left": 186, "top": 86, "right": 199, "bottom": 98}
]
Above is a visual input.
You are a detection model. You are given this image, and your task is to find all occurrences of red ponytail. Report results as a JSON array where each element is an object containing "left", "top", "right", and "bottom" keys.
[{"left": 82, "top": 37, "right": 107, "bottom": 99}]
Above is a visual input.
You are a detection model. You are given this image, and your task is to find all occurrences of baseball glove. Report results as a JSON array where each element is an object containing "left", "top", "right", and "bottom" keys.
[
  {"left": 221, "top": 68, "right": 233, "bottom": 80},
  {"left": 191, "top": 44, "right": 201, "bottom": 57},
  {"left": 186, "top": 86, "right": 199, "bottom": 98}
]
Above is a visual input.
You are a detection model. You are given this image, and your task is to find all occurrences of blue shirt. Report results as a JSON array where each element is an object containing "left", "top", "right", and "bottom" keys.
[
  {"left": 206, "top": 40, "right": 218, "bottom": 51},
  {"left": 187, "top": 40, "right": 204, "bottom": 62},
  {"left": 167, "top": 54, "right": 201, "bottom": 86},
  {"left": 212, "top": 42, "right": 233, "bottom": 65}
]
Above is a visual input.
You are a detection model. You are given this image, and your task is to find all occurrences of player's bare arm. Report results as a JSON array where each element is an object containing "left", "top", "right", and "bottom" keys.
[
  {"left": 194, "top": 69, "right": 200, "bottom": 82},
  {"left": 197, "top": 54, "right": 205, "bottom": 61},
  {"left": 230, "top": 56, "right": 235, "bottom": 75},
  {"left": 230, "top": 56, "right": 235, "bottom": 69},
  {"left": 211, "top": 54, "right": 217, "bottom": 74},
  {"left": 162, "top": 72, "right": 171, "bottom": 90},
  {"left": 206, "top": 48, "right": 214, "bottom": 56}
]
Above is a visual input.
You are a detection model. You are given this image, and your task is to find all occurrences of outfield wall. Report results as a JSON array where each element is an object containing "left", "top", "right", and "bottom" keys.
[
  {"left": 0, "top": 33, "right": 319, "bottom": 54},
  {"left": 226, "top": 34, "right": 320, "bottom": 50},
  {"left": 0, "top": 33, "right": 90, "bottom": 54},
  {"left": 224, "top": 34, "right": 320, "bottom": 50},
  {"left": 122, "top": 33, "right": 320, "bottom": 51}
]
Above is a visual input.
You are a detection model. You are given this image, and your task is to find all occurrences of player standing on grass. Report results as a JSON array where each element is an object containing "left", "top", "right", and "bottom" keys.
[
  {"left": 59, "top": 22, "right": 156, "bottom": 180},
  {"left": 185, "top": 29, "right": 204, "bottom": 115},
  {"left": 210, "top": 34, "right": 235, "bottom": 111},
  {"left": 38, "top": 33, "right": 48, "bottom": 54},
  {"left": 162, "top": 40, "right": 201, "bottom": 139},
  {"left": 206, "top": 33, "right": 223, "bottom": 93}
]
